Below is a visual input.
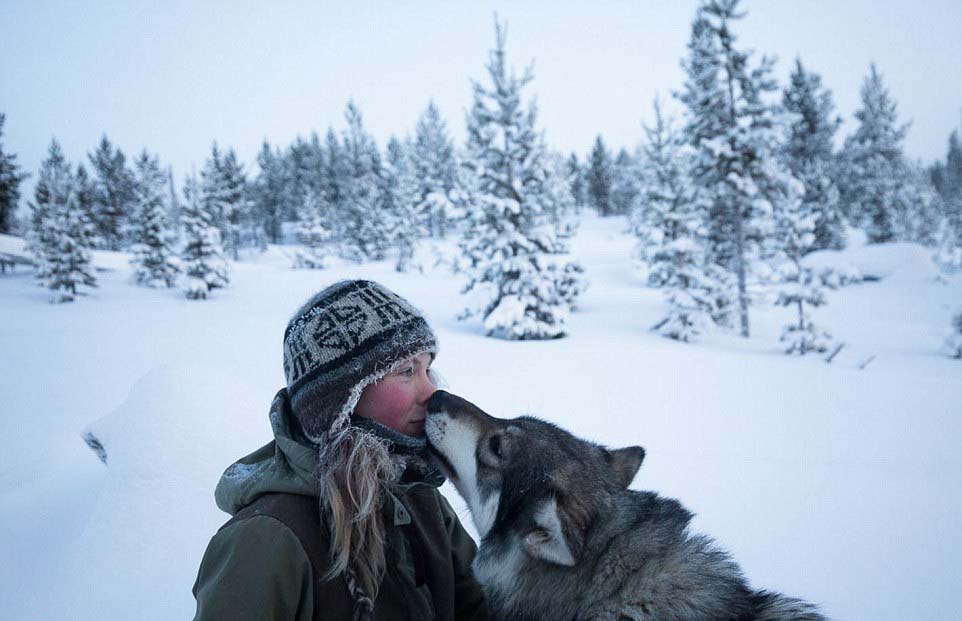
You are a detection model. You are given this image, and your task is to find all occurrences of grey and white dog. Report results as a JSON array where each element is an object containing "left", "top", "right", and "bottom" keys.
[{"left": 425, "top": 390, "right": 825, "bottom": 621}]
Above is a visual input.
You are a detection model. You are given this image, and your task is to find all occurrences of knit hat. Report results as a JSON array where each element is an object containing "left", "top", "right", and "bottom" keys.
[{"left": 283, "top": 280, "right": 438, "bottom": 442}]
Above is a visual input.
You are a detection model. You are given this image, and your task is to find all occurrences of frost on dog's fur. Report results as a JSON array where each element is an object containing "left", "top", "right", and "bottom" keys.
[{"left": 426, "top": 390, "right": 825, "bottom": 621}]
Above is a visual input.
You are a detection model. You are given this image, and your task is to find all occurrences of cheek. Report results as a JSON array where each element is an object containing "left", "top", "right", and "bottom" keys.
[{"left": 359, "top": 382, "right": 417, "bottom": 428}]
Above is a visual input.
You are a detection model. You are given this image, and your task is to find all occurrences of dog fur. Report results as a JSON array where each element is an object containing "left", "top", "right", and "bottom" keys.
[{"left": 425, "top": 390, "right": 825, "bottom": 621}]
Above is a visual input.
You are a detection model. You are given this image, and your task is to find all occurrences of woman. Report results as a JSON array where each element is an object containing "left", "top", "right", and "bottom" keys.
[{"left": 193, "top": 280, "right": 489, "bottom": 621}]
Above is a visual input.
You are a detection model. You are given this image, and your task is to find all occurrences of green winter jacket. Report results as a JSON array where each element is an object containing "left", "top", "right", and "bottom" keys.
[{"left": 193, "top": 389, "right": 489, "bottom": 621}]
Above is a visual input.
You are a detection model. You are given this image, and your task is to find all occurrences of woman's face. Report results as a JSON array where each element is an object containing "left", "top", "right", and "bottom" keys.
[{"left": 354, "top": 353, "right": 436, "bottom": 437}]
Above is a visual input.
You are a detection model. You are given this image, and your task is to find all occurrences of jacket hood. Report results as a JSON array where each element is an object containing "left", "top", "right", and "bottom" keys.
[{"left": 215, "top": 389, "right": 319, "bottom": 515}]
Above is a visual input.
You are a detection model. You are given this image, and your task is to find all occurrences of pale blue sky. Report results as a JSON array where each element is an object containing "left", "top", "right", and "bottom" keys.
[{"left": 2, "top": 0, "right": 961, "bottom": 199}]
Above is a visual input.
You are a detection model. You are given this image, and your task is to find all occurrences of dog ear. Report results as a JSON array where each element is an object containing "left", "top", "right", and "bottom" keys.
[
  {"left": 523, "top": 497, "right": 578, "bottom": 567},
  {"left": 605, "top": 445, "right": 645, "bottom": 488}
]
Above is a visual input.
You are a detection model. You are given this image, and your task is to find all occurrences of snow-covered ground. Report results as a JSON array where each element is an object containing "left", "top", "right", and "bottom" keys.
[{"left": 1, "top": 215, "right": 960, "bottom": 620}]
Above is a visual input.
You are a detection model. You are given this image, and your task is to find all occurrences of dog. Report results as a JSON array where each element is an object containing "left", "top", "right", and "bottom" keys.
[{"left": 425, "top": 390, "right": 825, "bottom": 621}]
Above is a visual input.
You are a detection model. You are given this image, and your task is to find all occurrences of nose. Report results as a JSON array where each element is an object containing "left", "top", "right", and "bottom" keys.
[
  {"left": 418, "top": 367, "right": 437, "bottom": 403},
  {"left": 426, "top": 390, "right": 455, "bottom": 414}
]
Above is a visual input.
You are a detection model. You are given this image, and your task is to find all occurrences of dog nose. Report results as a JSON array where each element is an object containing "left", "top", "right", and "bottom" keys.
[{"left": 426, "top": 390, "right": 455, "bottom": 414}]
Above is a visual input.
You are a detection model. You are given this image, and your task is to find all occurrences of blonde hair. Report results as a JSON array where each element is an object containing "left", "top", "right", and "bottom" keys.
[{"left": 315, "top": 425, "right": 405, "bottom": 616}]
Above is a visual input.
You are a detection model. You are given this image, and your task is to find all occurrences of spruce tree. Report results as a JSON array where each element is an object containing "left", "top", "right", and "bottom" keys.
[
  {"left": 341, "top": 101, "right": 391, "bottom": 261},
  {"left": 73, "top": 164, "right": 100, "bottom": 249},
  {"left": 459, "top": 19, "right": 585, "bottom": 340},
  {"left": 323, "top": 127, "right": 350, "bottom": 227},
  {"left": 286, "top": 136, "right": 312, "bottom": 224},
  {"left": 945, "top": 131, "right": 962, "bottom": 200},
  {"left": 253, "top": 141, "right": 289, "bottom": 244},
  {"left": 28, "top": 140, "right": 97, "bottom": 302},
  {"left": 772, "top": 177, "right": 833, "bottom": 355},
  {"left": 945, "top": 308, "right": 962, "bottom": 359},
  {"left": 219, "top": 148, "right": 249, "bottom": 258},
  {"left": 677, "top": 0, "right": 797, "bottom": 337},
  {"left": 0, "top": 114, "right": 29, "bottom": 234},
  {"left": 542, "top": 152, "right": 581, "bottom": 238},
  {"left": 610, "top": 148, "right": 640, "bottom": 216},
  {"left": 384, "top": 136, "right": 423, "bottom": 272},
  {"left": 200, "top": 143, "right": 249, "bottom": 260},
  {"left": 635, "top": 99, "right": 727, "bottom": 341},
  {"left": 587, "top": 135, "right": 614, "bottom": 216},
  {"left": 565, "top": 153, "right": 587, "bottom": 210},
  {"left": 130, "top": 150, "right": 179, "bottom": 287},
  {"left": 898, "top": 163, "right": 941, "bottom": 246},
  {"left": 292, "top": 188, "right": 334, "bottom": 269},
  {"left": 838, "top": 64, "right": 911, "bottom": 243},
  {"left": 633, "top": 98, "right": 699, "bottom": 285},
  {"left": 782, "top": 59, "right": 846, "bottom": 251},
  {"left": 166, "top": 166, "right": 182, "bottom": 245},
  {"left": 934, "top": 132, "right": 962, "bottom": 270},
  {"left": 412, "top": 101, "right": 460, "bottom": 238},
  {"left": 87, "top": 135, "right": 136, "bottom": 250},
  {"left": 181, "top": 173, "right": 229, "bottom": 299}
]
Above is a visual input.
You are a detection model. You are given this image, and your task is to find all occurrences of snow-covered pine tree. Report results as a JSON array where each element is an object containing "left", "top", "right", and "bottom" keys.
[
  {"left": 459, "top": 19, "right": 585, "bottom": 340},
  {"left": 253, "top": 141, "right": 289, "bottom": 244},
  {"left": 897, "top": 162, "right": 942, "bottom": 246},
  {"left": 200, "top": 143, "right": 225, "bottom": 240},
  {"left": 610, "top": 148, "right": 641, "bottom": 216},
  {"left": 292, "top": 188, "right": 334, "bottom": 269},
  {"left": 542, "top": 152, "right": 580, "bottom": 234},
  {"left": 286, "top": 136, "right": 315, "bottom": 228},
  {"left": 565, "top": 153, "right": 587, "bottom": 211},
  {"left": 44, "top": 194, "right": 98, "bottom": 303},
  {"left": 412, "top": 101, "right": 460, "bottom": 238},
  {"left": 542, "top": 153, "right": 587, "bottom": 309},
  {"left": 73, "top": 164, "right": 100, "bottom": 249},
  {"left": 634, "top": 98, "right": 726, "bottom": 341},
  {"left": 130, "top": 150, "right": 179, "bottom": 287},
  {"left": 181, "top": 173, "right": 229, "bottom": 299},
  {"left": 341, "top": 101, "right": 391, "bottom": 261},
  {"left": 934, "top": 131, "right": 962, "bottom": 271},
  {"left": 166, "top": 166, "right": 182, "bottom": 245},
  {"left": 633, "top": 98, "right": 698, "bottom": 284},
  {"left": 587, "top": 135, "right": 614, "bottom": 216},
  {"left": 200, "top": 143, "right": 249, "bottom": 260},
  {"left": 772, "top": 174, "right": 832, "bottom": 355},
  {"left": 945, "top": 131, "right": 962, "bottom": 200},
  {"left": 219, "top": 148, "right": 250, "bottom": 258},
  {"left": 945, "top": 308, "right": 962, "bottom": 359},
  {"left": 677, "top": 0, "right": 795, "bottom": 337},
  {"left": 28, "top": 140, "right": 97, "bottom": 302},
  {"left": 384, "top": 136, "right": 423, "bottom": 272},
  {"left": 87, "top": 135, "right": 136, "bottom": 250},
  {"left": 322, "top": 127, "right": 350, "bottom": 231},
  {"left": 0, "top": 113, "right": 29, "bottom": 234},
  {"left": 838, "top": 64, "right": 911, "bottom": 243},
  {"left": 781, "top": 58, "right": 846, "bottom": 252}
]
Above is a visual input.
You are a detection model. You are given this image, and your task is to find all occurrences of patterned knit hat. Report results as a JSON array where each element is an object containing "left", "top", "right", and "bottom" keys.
[{"left": 283, "top": 280, "right": 438, "bottom": 442}]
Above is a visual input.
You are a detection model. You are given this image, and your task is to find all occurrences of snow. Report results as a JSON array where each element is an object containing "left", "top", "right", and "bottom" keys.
[{"left": 2, "top": 213, "right": 961, "bottom": 620}]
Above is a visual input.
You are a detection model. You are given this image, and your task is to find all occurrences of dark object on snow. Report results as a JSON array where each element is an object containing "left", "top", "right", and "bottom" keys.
[
  {"left": 83, "top": 431, "right": 107, "bottom": 464},
  {"left": 824, "top": 342, "right": 845, "bottom": 363}
]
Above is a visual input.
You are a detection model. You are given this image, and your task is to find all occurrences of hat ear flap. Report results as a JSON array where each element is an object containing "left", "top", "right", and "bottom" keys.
[
  {"left": 605, "top": 446, "right": 646, "bottom": 488},
  {"left": 523, "top": 497, "right": 578, "bottom": 567}
]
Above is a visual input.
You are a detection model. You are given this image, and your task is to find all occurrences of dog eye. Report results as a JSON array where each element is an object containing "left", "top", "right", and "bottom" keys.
[{"left": 488, "top": 434, "right": 502, "bottom": 458}]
